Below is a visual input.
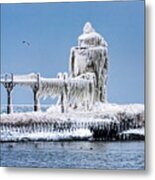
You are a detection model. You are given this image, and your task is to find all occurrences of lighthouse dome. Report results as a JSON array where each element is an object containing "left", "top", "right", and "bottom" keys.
[{"left": 78, "top": 22, "right": 107, "bottom": 48}]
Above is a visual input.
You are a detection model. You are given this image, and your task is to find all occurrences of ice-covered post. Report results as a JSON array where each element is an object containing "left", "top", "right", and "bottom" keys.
[
  {"left": 33, "top": 73, "right": 40, "bottom": 112},
  {"left": 57, "top": 72, "right": 67, "bottom": 113},
  {"left": 4, "top": 73, "right": 14, "bottom": 114},
  {"left": 60, "top": 91, "right": 64, "bottom": 113}
]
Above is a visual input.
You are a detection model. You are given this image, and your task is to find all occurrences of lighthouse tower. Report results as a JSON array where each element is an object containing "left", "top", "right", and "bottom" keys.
[{"left": 69, "top": 22, "right": 108, "bottom": 102}]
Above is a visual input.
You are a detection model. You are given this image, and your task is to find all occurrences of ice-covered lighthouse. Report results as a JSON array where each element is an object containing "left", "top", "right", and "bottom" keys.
[
  {"left": 0, "top": 22, "right": 145, "bottom": 143},
  {"left": 69, "top": 22, "right": 108, "bottom": 102},
  {"left": 0, "top": 22, "right": 109, "bottom": 113}
]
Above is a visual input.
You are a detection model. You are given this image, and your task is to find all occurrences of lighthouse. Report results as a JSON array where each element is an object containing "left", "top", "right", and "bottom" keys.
[{"left": 69, "top": 22, "right": 108, "bottom": 102}]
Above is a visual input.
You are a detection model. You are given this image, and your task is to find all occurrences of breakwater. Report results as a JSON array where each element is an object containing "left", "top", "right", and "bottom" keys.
[
  {"left": 0, "top": 114, "right": 144, "bottom": 142},
  {"left": 0, "top": 103, "right": 145, "bottom": 142}
]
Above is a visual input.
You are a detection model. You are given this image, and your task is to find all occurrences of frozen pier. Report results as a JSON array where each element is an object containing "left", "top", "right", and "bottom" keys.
[
  {"left": 0, "top": 22, "right": 145, "bottom": 142},
  {"left": 0, "top": 115, "right": 144, "bottom": 142},
  {"left": 1, "top": 22, "right": 109, "bottom": 114},
  {"left": 0, "top": 73, "right": 40, "bottom": 113},
  {"left": 0, "top": 104, "right": 145, "bottom": 142},
  {"left": 1, "top": 72, "right": 95, "bottom": 114},
  {"left": 0, "top": 22, "right": 109, "bottom": 115}
]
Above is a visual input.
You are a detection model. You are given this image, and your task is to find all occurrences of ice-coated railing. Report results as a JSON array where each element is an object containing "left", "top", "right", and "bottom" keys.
[{"left": 0, "top": 72, "right": 95, "bottom": 114}]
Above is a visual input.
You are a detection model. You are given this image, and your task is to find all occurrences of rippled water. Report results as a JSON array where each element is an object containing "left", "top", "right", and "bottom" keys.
[{"left": 0, "top": 141, "right": 144, "bottom": 169}]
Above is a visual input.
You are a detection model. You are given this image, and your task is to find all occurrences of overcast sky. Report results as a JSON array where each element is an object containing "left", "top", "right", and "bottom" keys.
[{"left": 1, "top": 0, "right": 144, "bottom": 105}]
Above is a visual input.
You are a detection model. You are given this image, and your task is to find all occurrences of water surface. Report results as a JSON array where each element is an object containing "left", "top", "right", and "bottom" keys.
[{"left": 0, "top": 141, "right": 144, "bottom": 169}]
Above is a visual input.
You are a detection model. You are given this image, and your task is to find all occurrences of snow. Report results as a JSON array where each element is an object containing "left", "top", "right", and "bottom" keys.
[
  {"left": 37, "top": 76, "right": 95, "bottom": 111},
  {"left": 1, "top": 73, "right": 38, "bottom": 84},
  {"left": 120, "top": 127, "right": 144, "bottom": 136},
  {"left": 83, "top": 22, "right": 95, "bottom": 34},
  {"left": 38, "top": 78, "right": 65, "bottom": 98},
  {"left": 0, "top": 73, "right": 39, "bottom": 92},
  {"left": 78, "top": 22, "right": 107, "bottom": 48},
  {"left": 1, "top": 103, "right": 144, "bottom": 124},
  {"left": 0, "top": 128, "right": 92, "bottom": 142},
  {"left": 92, "top": 103, "right": 144, "bottom": 115},
  {"left": 0, "top": 103, "right": 144, "bottom": 142}
]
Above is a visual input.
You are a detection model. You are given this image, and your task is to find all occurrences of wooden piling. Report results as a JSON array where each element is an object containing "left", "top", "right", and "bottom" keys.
[
  {"left": 7, "top": 89, "right": 13, "bottom": 114},
  {"left": 61, "top": 91, "right": 64, "bottom": 113},
  {"left": 33, "top": 90, "right": 39, "bottom": 111}
]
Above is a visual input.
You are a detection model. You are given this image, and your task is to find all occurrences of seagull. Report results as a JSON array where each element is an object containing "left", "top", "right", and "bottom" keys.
[{"left": 22, "top": 40, "right": 30, "bottom": 46}]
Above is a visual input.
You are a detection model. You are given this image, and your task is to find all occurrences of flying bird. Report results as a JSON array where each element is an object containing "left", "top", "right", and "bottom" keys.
[{"left": 22, "top": 40, "right": 30, "bottom": 46}]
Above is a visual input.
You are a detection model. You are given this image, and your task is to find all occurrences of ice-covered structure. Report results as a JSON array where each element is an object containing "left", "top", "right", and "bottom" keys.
[
  {"left": 37, "top": 22, "right": 108, "bottom": 110},
  {"left": 0, "top": 103, "right": 145, "bottom": 141},
  {"left": 70, "top": 22, "right": 108, "bottom": 102},
  {"left": 0, "top": 22, "right": 108, "bottom": 113},
  {"left": 0, "top": 22, "right": 145, "bottom": 142}
]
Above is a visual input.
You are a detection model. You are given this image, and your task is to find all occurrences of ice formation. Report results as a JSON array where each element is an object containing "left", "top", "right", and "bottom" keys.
[
  {"left": 0, "top": 103, "right": 144, "bottom": 142},
  {"left": 1, "top": 22, "right": 109, "bottom": 112},
  {"left": 0, "top": 22, "right": 145, "bottom": 142},
  {"left": 0, "top": 73, "right": 39, "bottom": 90},
  {"left": 36, "top": 74, "right": 95, "bottom": 111},
  {"left": 35, "top": 22, "right": 108, "bottom": 109},
  {"left": 70, "top": 22, "right": 108, "bottom": 102},
  {"left": 1, "top": 73, "right": 95, "bottom": 112}
]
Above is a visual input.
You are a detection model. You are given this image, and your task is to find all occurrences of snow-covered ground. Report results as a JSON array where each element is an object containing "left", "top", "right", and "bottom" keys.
[{"left": 1, "top": 103, "right": 144, "bottom": 124}]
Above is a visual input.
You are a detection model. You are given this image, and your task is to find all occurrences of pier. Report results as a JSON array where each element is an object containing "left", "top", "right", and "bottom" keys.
[
  {"left": 0, "top": 103, "right": 145, "bottom": 142},
  {"left": 0, "top": 116, "right": 144, "bottom": 142},
  {"left": 0, "top": 22, "right": 145, "bottom": 142},
  {"left": 1, "top": 73, "right": 40, "bottom": 113},
  {"left": 1, "top": 23, "right": 109, "bottom": 114},
  {"left": 1, "top": 72, "right": 96, "bottom": 114}
]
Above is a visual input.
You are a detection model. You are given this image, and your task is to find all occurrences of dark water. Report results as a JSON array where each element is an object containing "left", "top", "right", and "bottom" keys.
[
  {"left": 1, "top": 105, "right": 50, "bottom": 114},
  {"left": 0, "top": 141, "right": 144, "bottom": 169}
]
